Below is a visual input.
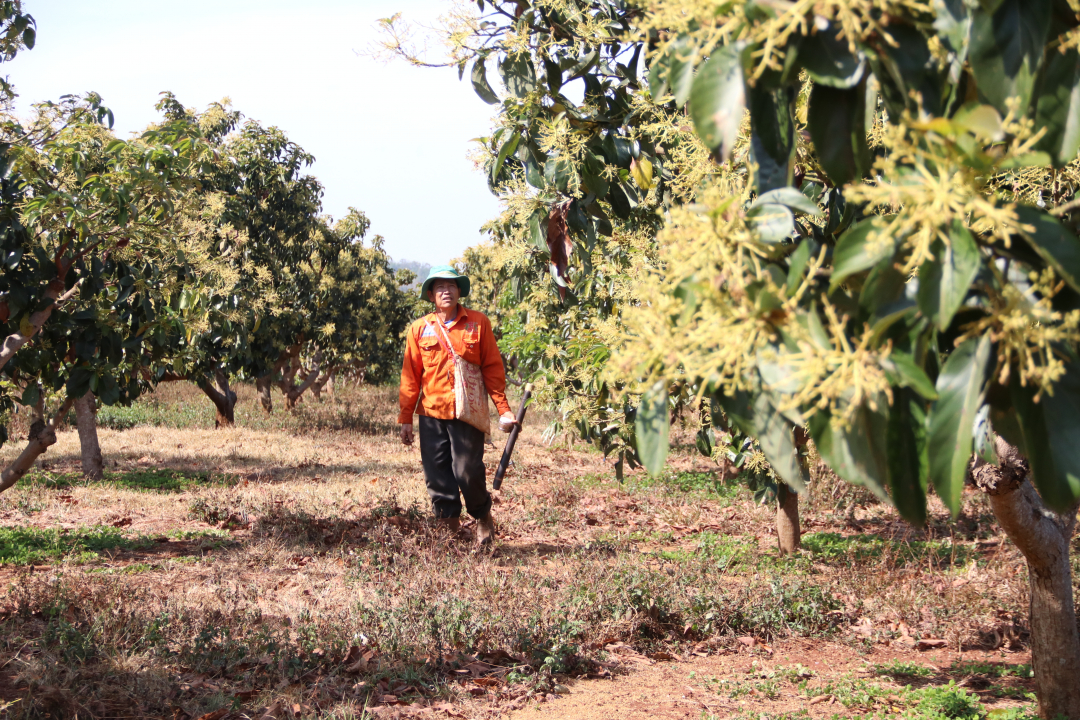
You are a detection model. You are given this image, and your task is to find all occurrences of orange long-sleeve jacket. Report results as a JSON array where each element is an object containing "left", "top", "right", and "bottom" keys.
[{"left": 398, "top": 306, "right": 512, "bottom": 425}]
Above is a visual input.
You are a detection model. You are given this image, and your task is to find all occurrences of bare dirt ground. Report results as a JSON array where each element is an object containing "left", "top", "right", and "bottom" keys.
[{"left": 0, "top": 383, "right": 1046, "bottom": 719}]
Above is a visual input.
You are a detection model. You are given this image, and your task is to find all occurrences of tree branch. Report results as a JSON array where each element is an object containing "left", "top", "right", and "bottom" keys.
[{"left": 0, "top": 395, "right": 76, "bottom": 494}]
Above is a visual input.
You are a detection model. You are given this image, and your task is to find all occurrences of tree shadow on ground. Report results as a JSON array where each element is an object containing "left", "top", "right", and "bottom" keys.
[{"left": 26, "top": 454, "right": 417, "bottom": 486}]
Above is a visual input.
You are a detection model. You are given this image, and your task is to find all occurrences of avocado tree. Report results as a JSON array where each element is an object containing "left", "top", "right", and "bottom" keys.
[
  {"left": 382, "top": 0, "right": 713, "bottom": 474},
  {"left": 152, "top": 96, "right": 413, "bottom": 423},
  {"left": 0, "top": 87, "right": 214, "bottom": 485},
  {"left": 604, "top": 1, "right": 1080, "bottom": 717}
]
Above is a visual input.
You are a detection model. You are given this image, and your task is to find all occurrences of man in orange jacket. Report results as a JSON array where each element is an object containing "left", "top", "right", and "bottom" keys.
[{"left": 399, "top": 265, "right": 516, "bottom": 545}]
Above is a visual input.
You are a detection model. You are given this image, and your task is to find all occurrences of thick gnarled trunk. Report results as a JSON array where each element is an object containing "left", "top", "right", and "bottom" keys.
[
  {"left": 0, "top": 396, "right": 76, "bottom": 494},
  {"left": 974, "top": 438, "right": 1080, "bottom": 720},
  {"left": 197, "top": 369, "right": 236, "bottom": 428},
  {"left": 284, "top": 350, "right": 323, "bottom": 410},
  {"left": 311, "top": 366, "right": 335, "bottom": 402},
  {"left": 74, "top": 392, "right": 104, "bottom": 481}
]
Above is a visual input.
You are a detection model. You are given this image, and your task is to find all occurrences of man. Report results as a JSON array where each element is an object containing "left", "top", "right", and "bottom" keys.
[{"left": 398, "top": 265, "right": 516, "bottom": 545}]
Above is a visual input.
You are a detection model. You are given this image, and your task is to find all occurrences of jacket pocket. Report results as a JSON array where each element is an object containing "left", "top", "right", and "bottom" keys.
[{"left": 419, "top": 336, "right": 441, "bottom": 368}]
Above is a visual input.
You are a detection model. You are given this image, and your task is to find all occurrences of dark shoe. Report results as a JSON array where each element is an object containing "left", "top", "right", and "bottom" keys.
[
  {"left": 435, "top": 516, "right": 461, "bottom": 535},
  {"left": 475, "top": 513, "right": 496, "bottom": 546}
]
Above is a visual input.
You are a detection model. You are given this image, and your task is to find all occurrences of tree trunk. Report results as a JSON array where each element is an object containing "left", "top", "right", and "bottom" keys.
[
  {"left": 776, "top": 482, "right": 801, "bottom": 554},
  {"left": 284, "top": 350, "right": 323, "bottom": 410},
  {"left": 74, "top": 392, "right": 104, "bottom": 481},
  {"left": 197, "top": 369, "right": 236, "bottom": 428},
  {"left": 276, "top": 344, "right": 302, "bottom": 395},
  {"left": 311, "top": 366, "right": 335, "bottom": 402},
  {"left": 256, "top": 375, "right": 273, "bottom": 414},
  {"left": 0, "top": 396, "right": 76, "bottom": 494},
  {"left": 776, "top": 426, "right": 808, "bottom": 555},
  {"left": 973, "top": 437, "right": 1080, "bottom": 720}
]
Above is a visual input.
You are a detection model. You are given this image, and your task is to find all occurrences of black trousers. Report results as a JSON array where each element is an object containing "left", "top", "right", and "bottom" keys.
[{"left": 418, "top": 415, "right": 491, "bottom": 519}]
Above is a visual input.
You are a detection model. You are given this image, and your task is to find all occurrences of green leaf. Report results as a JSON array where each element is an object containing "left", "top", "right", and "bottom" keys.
[
  {"left": 751, "top": 391, "right": 807, "bottom": 491},
  {"left": 786, "top": 239, "right": 812, "bottom": 296},
  {"left": 808, "top": 403, "right": 891, "bottom": 503},
  {"left": 544, "top": 155, "right": 572, "bottom": 193},
  {"left": 883, "top": 351, "right": 939, "bottom": 400},
  {"left": 98, "top": 373, "right": 121, "bottom": 406},
  {"left": 20, "top": 383, "right": 39, "bottom": 408},
  {"left": 830, "top": 220, "right": 896, "bottom": 291},
  {"left": 635, "top": 381, "right": 670, "bottom": 477},
  {"left": 887, "top": 387, "right": 928, "bottom": 526},
  {"left": 968, "top": 0, "right": 1051, "bottom": 115},
  {"left": 916, "top": 222, "right": 981, "bottom": 331},
  {"left": 933, "top": 0, "right": 972, "bottom": 56},
  {"left": 471, "top": 59, "right": 500, "bottom": 105},
  {"left": 21, "top": 26, "right": 35, "bottom": 50},
  {"left": 689, "top": 45, "right": 746, "bottom": 161},
  {"left": 748, "top": 83, "right": 797, "bottom": 192},
  {"left": 716, "top": 387, "right": 806, "bottom": 491},
  {"left": 746, "top": 203, "right": 794, "bottom": 244},
  {"left": 648, "top": 56, "right": 670, "bottom": 99},
  {"left": 1014, "top": 205, "right": 1080, "bottom": 294},
  {"left": 581, "top": 171, "right": 609, "bottom": 199},
  {"left": 951, "top": 104, "right": 1005, "bottom": 141},
  {"left": 668, "top": 36, "right": 697, "bottom": 108},
  {"left": 499, "top": 53, "right": 536, "bottom": 98},
  {"left": 1010, "top": 362, "right": 1080, "bottom": 510},
  {"left": 807, "top": 81, "right": 871, "bottom": 186},
  {"left": 543, "top": 56, "right": 563, "bottom": 94},
  {"left": 695, "top": 427, "right": 714, "bottom": 458},
  {"left": 799, "top": 26, "right": 865, "bottom": 88},
  {"left": 524, "top": 155, "right": 544, "bottom": 188},
  {"left": 1034, "top": 47, "right": 1080, "bottom": 167},
  {"left": 529, "top": 211, "right": 546, "bottom": 251},
  {"left": 870, "top": 24, "right": 945, "bottom": 117},
  {"left": 752, "top": 187, "right": 822, "bottom": 217},
  {"left": 491, "top": 131, "right": 520, "bottom": 182},
  {"left": 926, "top": 335, "right": 992, "bottom": 516}
]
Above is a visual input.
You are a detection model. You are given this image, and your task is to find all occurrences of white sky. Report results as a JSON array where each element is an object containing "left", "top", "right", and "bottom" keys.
[{"left": 4, "top": 0, "right": 501, "bottom": 265}]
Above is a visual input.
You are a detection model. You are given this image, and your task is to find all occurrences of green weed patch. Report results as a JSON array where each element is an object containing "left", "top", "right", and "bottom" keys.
[
  {"left": 0, "top": 526, "right": 151, "bottom": 565},
  {"left": 803, "top": 532, "right": 977, "bottom": 567},
  {"left": 26, "top": 468, "right": 235, "bottom": 493}
]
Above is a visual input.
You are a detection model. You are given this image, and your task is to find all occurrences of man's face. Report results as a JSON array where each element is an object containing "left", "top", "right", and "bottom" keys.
[{"left": 428, "top": 278, "right": 461, "bottom": 311}]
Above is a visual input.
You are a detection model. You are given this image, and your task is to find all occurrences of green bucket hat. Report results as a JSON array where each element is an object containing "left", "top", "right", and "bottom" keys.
[{"left": 420, "top": 264, "right": 471, "bottom": 299}]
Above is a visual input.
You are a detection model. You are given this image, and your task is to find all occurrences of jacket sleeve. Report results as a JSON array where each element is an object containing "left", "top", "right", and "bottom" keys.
[
  {"left": 398, "top": 321, "right": 423, "bottom": 424},
  {"left": 479, "top": 315, "right": 512, "bottom": 416}
]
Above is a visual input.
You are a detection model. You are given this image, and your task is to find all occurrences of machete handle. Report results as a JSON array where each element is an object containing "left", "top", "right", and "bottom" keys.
[{"left": 493, "top": 383, "right": 532, "bottom": 490}]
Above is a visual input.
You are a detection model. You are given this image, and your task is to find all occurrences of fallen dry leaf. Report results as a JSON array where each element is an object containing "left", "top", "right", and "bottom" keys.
[{"left": 193, "top": 710, "right": 228, "bottom": 720}]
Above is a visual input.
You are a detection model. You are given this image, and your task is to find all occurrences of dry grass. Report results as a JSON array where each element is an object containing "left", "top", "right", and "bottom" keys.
[{"left": 0, "top": 383, "right": 1049, "bottom": 719}]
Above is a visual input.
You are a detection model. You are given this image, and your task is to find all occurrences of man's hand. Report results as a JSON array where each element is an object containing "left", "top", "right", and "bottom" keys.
[
  {"left": 498, "top": 411, "right": 517, "bottom": 433},
  {"left": 400, "top": 423, "right": 414, "bottom": 446}
]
